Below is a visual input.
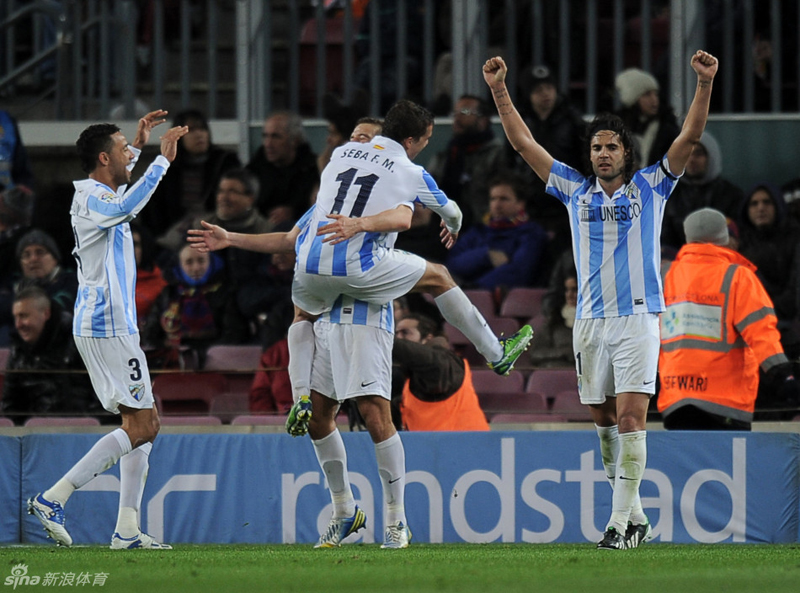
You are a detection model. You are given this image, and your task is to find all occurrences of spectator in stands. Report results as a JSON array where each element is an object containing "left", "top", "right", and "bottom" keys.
[
  {"left": 393, "top": 313, "right": 489, "bottom": 431},
  {"left": 427, "top": 94, "right": 508, "bottom": 230},
  {"left": 249, "top": 307, "right": 294, "bottom": 415},
  {"left": 246, "top": 111, "right": 319, "bottom": 225},
  {"left": 737, "top": 182, "right": 800, "bottom": 359},
  {"left": 0, "top": 185, "right": 34, "bottom": 345},
  {"left": 142, "top": 109, "right": 240, "bottom": 241},
  {"left": 159, "top": 168, "right": 274, "bottom": 335},
  {"left": 143, "top": 243, "right": 248, "bottom": 369},
  {"left": 0, "top": 110, "right": 35, "bottom": 189},
  {"left": 781, "top": 177, "right": 800, "bottom": 227},
  {"left": 529, "top": 268, "right": 577, "bottom": 368},
  {"left": 614, "top": 68, "right": 680, "bottom": 170},
  {"left": 509, "top": 65, "right": 584, "bottom": 258},
  {"left": 131, "top": 223, "right": 167, "bottom": 331},
  {"left": 446, "top": 175, "right": 547, "bottom": 289},
  {"left": 1, "top": 287, "right": 99, "bottom": 425},
  {"left": 251, "top": 226, "right": 296, "bottom": 352},
  {"left": 661, "top": 131, "right": 744, "bottom": 249},
  {"left": 316, "top": 92, "right": 369, "bottom": 173},
  {"left": 658, "top": 208, "right": 800, "bottom": 429},
  {"left": 15, "top": 229, "right": 78, "bottom": 314}
]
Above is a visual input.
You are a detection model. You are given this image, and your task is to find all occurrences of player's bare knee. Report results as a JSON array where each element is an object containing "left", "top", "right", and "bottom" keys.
[{"left": 416, "top": 262, "right": 456, "bottom": 297}]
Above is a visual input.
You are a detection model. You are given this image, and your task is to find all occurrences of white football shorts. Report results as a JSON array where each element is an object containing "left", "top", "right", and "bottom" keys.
[
  {"left": 74, "top": 334, "right": 154, "bottom": 414},
  {"left": 572, "top": 313, "right": 660, "bottom": 405},
  {"left": 311, "top": 319, "right": 393, "bottom": 401},
  {"left": 292, "top": 249, "right": 426, "bottom": 315}
]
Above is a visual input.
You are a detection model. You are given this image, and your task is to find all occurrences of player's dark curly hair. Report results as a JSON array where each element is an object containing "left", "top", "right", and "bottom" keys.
[
  {"left": 583, "top": 113, "right": 636, "bottom": 183},
  {"left": 76, "top": 123, "right": 120, "bottom": 174},
  {"left": 382, "top": 100, "right": 434, "bottom": 144}
]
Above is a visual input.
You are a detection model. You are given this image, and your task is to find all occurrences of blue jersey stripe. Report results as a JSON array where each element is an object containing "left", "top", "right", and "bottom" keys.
[
  {"left": 353, "top": 300, "right": 369, "bottom": 325},
  {"left": 359, "top": 232, "right": 377, "bottom": 273},
  {"left": 331, "top": 241, "right": 348, "bottom": 277},
  {"left": 329, "top": 295, "right": 343, "bottom": 324},
  {"left": 91, "top": 287, "right": 107, "bottom": 336},
  {"left": 422, "top": 170, "right": 449, "bottom": 206},
  {"left": 305, "top": 223, "right": 326, "bottom": 274}
]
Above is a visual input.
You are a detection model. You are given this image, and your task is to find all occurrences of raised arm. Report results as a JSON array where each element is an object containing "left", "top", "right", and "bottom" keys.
[
  {"left": 187, "top": 220, "right": 300, "bottom": 254},
  {"left": 666, "top": 50, "right": 719, "bottom": 175},
  {"left": 483, "top": 56, "right": 554, "bottom": 183}
]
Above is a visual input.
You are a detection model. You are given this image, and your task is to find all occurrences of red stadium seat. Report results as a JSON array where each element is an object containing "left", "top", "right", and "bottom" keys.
[
  {"left": 500, "top": 288, "right": 548, "bottom": 320},
  {"left": 0, "top": 417, "right": 15, "bottom": 427},
  {"left": 550, "top": 390, "right": 592, "bottom": 422},
  {"left": 464, "top": 289, "right": 498, "bottom": 320},
  {"left": 203, "top": 345, "right": 263, "bottom": 372},
  {"left": 152, "top": 373, "right": 228, "bottom": 415},
  {"left": 526, "top": 369, "right": 578, "bottom": 400},
  {"left": 160, "top": 415, "right": 223, "bottom": 426},
  {"left": 209, "top": 393, "right": 251, "bottom": 424},
  {"left": 231, "top": 414, "right": 287, "bottom": 426},
  {"left": 24, "top": 416, "right": 101, "bottom": 427}
]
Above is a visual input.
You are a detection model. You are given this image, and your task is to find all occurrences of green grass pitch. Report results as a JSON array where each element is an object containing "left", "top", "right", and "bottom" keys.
[{"left": 1, "top": 543, "right": 799, "bottom": 592}]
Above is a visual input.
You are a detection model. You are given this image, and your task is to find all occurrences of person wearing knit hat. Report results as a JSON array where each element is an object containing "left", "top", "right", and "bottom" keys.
[
  {"left": 682, "top": 208, "right": 729, "bottom": 246},
  {"left": 660, "top": 207, "right": 800, "bottom": 430},
  {"left": 16, "top": 228, "right": 61, "bottom": 264},
  {"left": 615, "top": 68, "right": 659, "bottom": 109},
  {"left": 615, "top": 68, "right": 680, "bottom": 171},
  {"left": 15, "top": 228, "right": 78, "bottom": 317}
]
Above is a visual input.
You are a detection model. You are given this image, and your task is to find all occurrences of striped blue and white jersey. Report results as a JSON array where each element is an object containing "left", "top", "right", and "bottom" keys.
[
  {"left": 546, "top": 156, "right": 679, "bottom": 319},
  {"left": 70, "top": 150, "right": 170, "bottom": 337},
  {"left": 295, "top": 135, "right": 457, "bottom": 277},
  {"left": 293, "top": 206, "right": 395, "bottom": 334},
  {"left": 320, "top": 294, "right": 395, "bottom": 334}
]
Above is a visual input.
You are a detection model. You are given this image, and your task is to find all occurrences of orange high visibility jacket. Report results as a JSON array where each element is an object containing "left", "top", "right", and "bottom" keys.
[
  {"left": 658, "top": 243, "right": 789, "bottom": 423},
  {"left": 401, "top": 360, "right": 490, "bottom": 431}
]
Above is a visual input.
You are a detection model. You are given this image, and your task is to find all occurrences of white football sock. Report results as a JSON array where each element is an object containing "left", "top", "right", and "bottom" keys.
[
  {"left": 375, "top": 432, "right": 406, "bottom": 526},
  {"left": 607, "top": 430, "right": 647, "bottom": 533},
  {"left": 434, "top": 287, "right": 502, "bottom": 362},
  {"left": 596, "top": 424, "right": 619, "bottom": 488},
  {"left": 47, "top": 429, "right": 132, "bottom": 505},
  {"left": 313, "top": 430, "right": 355, "bottom": 518},
  {"left": 288, "top": 321, "right": 315, "bottom": 403},
  {"left": 116, "top": 442, "right": 152, "bottom": 537}
]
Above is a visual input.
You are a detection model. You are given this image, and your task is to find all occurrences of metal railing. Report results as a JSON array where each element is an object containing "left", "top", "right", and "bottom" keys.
[{"left": 1, "top": 0, "right": 798, "bottom": 125}]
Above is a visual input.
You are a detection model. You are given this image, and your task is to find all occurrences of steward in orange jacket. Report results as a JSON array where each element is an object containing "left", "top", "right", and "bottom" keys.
[
  {"left": 658, "top": 208, "right": 798, "bottom": 430},
  {"left": 393, "top": 314, "right": 489, "bottom": 432}
]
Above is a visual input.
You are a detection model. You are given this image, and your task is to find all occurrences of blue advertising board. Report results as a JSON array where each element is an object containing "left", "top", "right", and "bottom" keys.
[{"left": 9, "top": 431, "right": 800, "bottom": 545}]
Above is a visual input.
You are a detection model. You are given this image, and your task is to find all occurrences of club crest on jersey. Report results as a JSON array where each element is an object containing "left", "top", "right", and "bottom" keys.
[{"left": 129, "top": 383, "right": 146, "bottom": 401}]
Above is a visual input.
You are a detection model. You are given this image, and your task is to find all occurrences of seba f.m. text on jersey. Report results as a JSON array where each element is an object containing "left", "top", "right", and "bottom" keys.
[
  {"left": 70, "top": 148, "right": 170, "bottom": 337},
  {"left": 295, "top": 135, "right": 461, "bottom": 277}
]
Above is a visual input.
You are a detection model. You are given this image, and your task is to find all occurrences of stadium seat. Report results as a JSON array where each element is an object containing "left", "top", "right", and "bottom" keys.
[
  {"left": 152, "top": 372, "right": 228, "bottom": 415},
  {"left": 0, "top": 347, "right": 9, "bottom": 369},
  {"left": 0, "top": 417, "right": 15, "bottom": 427},
  {"left": 24, "top": 416, "right": 101, "bottom": 427},
  {"left": 526, "top": 368, "right": 578, "bottom": 400},
  {"left": 160, "top": 415, "right": 223, "bottom": 426},
  {"left": 209, "top": 392, "right": 251, "bottom": 424},
  {"left": 231, "top": 414, "right": 287, "bottom": 426},
  {"left": 203, "top": 345, "right": 263, "bottom": 372},
  {"left": 464, "top": 289, "right": 497, "bottom": 320},
  {"left": 477, "top": 392, "right": 549, "bottom": 420},
  {"left": 499, "top": 287, "right": 548, "bottom": 320},
  {"left": 490, "top": 413, "right": 568, "bottom": 424},
  {"left": 550, "top": 390, "right": 592, "bottom": 422},
  {"left": 471, "top": 369, "right": 525, "bottom": 395}
]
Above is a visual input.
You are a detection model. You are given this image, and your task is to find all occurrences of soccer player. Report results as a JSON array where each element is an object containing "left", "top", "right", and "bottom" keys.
[
  {"left": 28, "top": 112, "right": 188, "bottom": 549},
  {"left": 189, "top": 101, "right": 532, "bottom": 547},
  {"left": 483, "top": 51, "right": 718, "bottom": 550}
]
